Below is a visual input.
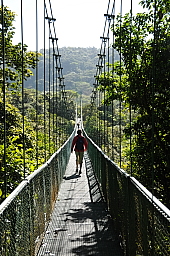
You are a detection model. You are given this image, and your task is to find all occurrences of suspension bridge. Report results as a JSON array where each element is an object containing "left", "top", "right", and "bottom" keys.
[{"left": 0, "top": 0, "right": 170, "bottom": 255}]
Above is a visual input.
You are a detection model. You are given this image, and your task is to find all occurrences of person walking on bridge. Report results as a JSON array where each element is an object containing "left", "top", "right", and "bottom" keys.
[{"left": 71, "top": 129, "right": 88, "bottom": 175}]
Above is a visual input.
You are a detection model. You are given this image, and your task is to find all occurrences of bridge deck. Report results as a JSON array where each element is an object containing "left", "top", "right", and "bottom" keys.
[{"left": 37, "top": 152, "right": 123, "bottom": 256}]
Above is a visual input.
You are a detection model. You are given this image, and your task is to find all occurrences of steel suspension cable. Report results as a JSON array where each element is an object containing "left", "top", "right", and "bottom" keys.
[
  {"left": 45, "top": 6, "right": 56, "bottom": 154},
  {"left": 45, "top": 2, "right": 52, "bottom": 156},
  {"left": 100, "top": 0, "right": 110, "bottom": 152},
  {"left": 55, "top": 55, "right": 58, "bottom": 148},
  {"left": 97, "top": 55, "right": 103, "bottom": 147},
  {"left": 21, "top": 0, "right": 26, "bottom": 178},
  {"left": 129, "top": 0, "right": 133, "bottom": 175},
  {"left": 151, "top": 0, "right": 157, "bottom": 253},
  {"left": 104, "top": 5, "right": 115, "bottom": 156},
  {"left": 49, "top": 0, "right": 68, "bottom": 143},
  {"left": 43, "top": 0, "right": 47, "bottom": 162},
  {"left": 52, "top": 44, "right": 55, "bottom": 152},
  {"left": 92, "top": 1, "right": 108, "bottom": 149},
  {"left": 91, "top": 0, "right": 116, "bottom": 155},
  {"left": 48, "top": 21, "right": 51, "bottom": 157},
  {"left": 102, "top": 38, "right": 107, "bottom": 153},
  {"left": 119, "top": 0, "right": 123, "bottom": 168},
  {"left": 107, "top": 29, "right": 110, "bottom": 155},
  {"left": 36, "top": 0, "right": 39, "bottom": 168},
  {"left": 152, "top": 0, "right": 157, "bottom": 201},
  {"left": 92, "top": 72, "right": 99, "bottom": 145},
  {"left": 45, "top": 0, "right": 66, "bottom": 148},
  {"left": 48, "top": 0, "right": 57, "bottom": 152},
  {"left": 1, "top": 0, "right": 6, "bottom": 198},
  {"left": 111, "top": 1, "right": 116, "bottom": 160}
]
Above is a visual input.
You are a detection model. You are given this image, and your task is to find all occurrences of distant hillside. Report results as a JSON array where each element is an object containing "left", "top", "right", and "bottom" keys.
[{"left": 25, "top": 47, "right": 119, "bottom": 104}]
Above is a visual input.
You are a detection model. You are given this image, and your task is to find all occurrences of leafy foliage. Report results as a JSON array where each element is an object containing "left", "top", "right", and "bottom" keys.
[
  {"left": 95, "top": 1, "right": 170, "bottom": 207},
  {"left": 0, "top": 7, "right": 41, "bottom": 92},
  {"left": 0, "top": 97, "right": 38, "bottom": 199},
  {"left": 0, "top": 7, "right": 74, "bottom": 203},
  {"left": 24, "top": 47, "right": 120, "bottom": 105}
]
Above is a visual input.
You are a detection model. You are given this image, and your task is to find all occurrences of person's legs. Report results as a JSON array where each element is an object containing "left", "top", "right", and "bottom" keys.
[
  {"left": 79, "top": 152, "right": 84, "bottom": 174},
  {"left": 75, "top": 152, "right": 79, "bottom": 172}
]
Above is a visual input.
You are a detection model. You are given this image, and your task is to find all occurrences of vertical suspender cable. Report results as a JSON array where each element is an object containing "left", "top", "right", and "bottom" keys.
[
  {"left": 107, "top": 29, "right": 110, "bottom": 156},
  {"left": 96, "top": 67, "right": 100, "bottom": 146},
  {"left": 49, "top": 0, "right": 65, "bottom": 146},
  {"left": 43, "top": 0, "right": 47, "bottom": 162},
  {"left": 97, "top": 80, "right": 100, "bottom": 146},
  {"left": 1, "top": 0, "right": 7, "bottom": 198},
  {"left": 61, "top": 81, "right": 64, "bottom": 143},
  {"left": 48, "top": 20, "right": 51, "bottom": 157},
  {"left": 103, "top": 1, "right": 116, "bottom": 159},
  {"left": 97, "top": 74, "right": 101, "bottom": 147},
  {"left": 111, "top": 2, "right": 115, "bottom": 160},
  {"left": 106, "top": 10, "right": 114, "bottom": 157},
  {"left": 35, "top": 0, "right": 39, "bottom": 168},
  {"left": 52, "top": 44, "right": 55, "bottom": 152},
  {"left": 55, "top": 57, "right": 58, "bottom": 148},
  {"left": 58, "top": 68, "right": 61, "bottom": 146},
  {"left": 99, "top": 62, "right": 103, "bottom": 148},
  {"left": 103, "top": 40, "right": 106, "bottom": 154},
  {"left": 93, "top": 74, "right": 99, "bottom": 145},
  {"left": 152, "top": 0, "right": 156, "bottom": 202},
  {"left": 21, "top": 0, "right": 25, "bottom": 178},
  {"left": 102, "top": 0, "right": 110, "bottom": 153},
  {"left": 49, "top": 0, "right": 56, "bottom": 153},
  {"left": 91, "top": 0, "right": 110, "bottom": 150},
  {"left": 151, "top": 1, "right": 157, "bottom": 254},
  {"left": 119, "top": 0, "right": 122, "bottom": 168},
  {"left": 48, "top": 0, "right": 61, "bottom": 148},
  {"left": 130, "top": 0, "right": 133, "bottom": 175}
]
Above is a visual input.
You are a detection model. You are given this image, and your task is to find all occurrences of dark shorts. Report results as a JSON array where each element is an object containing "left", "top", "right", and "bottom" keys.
[{"left": 75, "top": 151, "right": 84, "bottom": 164}]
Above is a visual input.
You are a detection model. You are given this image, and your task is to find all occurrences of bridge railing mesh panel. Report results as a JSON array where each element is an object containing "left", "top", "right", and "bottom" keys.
[
  {"left": 0, "top": 129, "right": 75, "bottom": 256},
  {"left": 84, "top": 130, "right": 170, "bottom": 256}
]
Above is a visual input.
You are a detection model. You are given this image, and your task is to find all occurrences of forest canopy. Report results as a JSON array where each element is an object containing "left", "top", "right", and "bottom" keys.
[
  {"left": 92, "top": 0, "right": 170, "bottom": 207},
  {"left": 0, "top": 7, "right": 74, "bottom": 202}
]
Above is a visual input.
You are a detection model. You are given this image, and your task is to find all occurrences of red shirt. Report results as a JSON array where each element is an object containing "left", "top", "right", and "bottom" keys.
[{"left": 71, "top": 135, "right": 88, "bottom": 152}]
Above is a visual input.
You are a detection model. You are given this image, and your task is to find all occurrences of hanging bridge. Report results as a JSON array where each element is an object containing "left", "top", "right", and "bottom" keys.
[{"left": 0, "top": 0, "right": 170, "bottom": 255}]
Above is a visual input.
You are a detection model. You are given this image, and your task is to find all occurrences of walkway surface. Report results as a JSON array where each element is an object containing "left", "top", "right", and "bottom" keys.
[{"left": 37, "top": 152, "right": 123, "bottom": 256}]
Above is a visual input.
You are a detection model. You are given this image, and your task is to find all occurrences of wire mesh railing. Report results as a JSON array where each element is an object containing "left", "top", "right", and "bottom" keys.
[
  {"left": 84, "top": 130, "right": 170, "bottom": 256},
  {"left": 0, "top": 128, "right": 75, "bottom": 256}
]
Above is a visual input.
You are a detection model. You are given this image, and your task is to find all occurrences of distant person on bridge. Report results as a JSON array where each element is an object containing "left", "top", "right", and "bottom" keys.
[
  {"left": 71, "top": 129, "right": 88, "bottom": 175},
  {"left": 77, "top": 122, "right": 80, "bottom": 129}
]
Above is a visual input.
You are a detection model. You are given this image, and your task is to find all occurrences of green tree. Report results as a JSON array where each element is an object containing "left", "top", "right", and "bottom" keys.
[
  {"left": 98, "top": 1, "right": 170, "bottom": 206},
  {"left": 0, "top": 97, "right": 39, "bottom": 201},
  {"left": 0, "top": 7, "right": 42, "bottom": 202},
  {"left": 0, "top": 7, "right": 41, "bottom": 91}
]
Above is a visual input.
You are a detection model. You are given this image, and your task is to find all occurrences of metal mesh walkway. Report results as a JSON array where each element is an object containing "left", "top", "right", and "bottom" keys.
[{"left": 37, "top": 152, "right": 123, "bottom": 256}]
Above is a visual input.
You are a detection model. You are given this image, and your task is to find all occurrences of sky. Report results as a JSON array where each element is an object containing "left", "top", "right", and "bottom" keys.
[{"left": 4, "top": 0, "right": 144, "bottom": 51}]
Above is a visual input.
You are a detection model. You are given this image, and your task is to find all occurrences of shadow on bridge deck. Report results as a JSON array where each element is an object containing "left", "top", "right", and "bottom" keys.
[{"left": 37, "top": 152, "right": 123, "bottom": 256}]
